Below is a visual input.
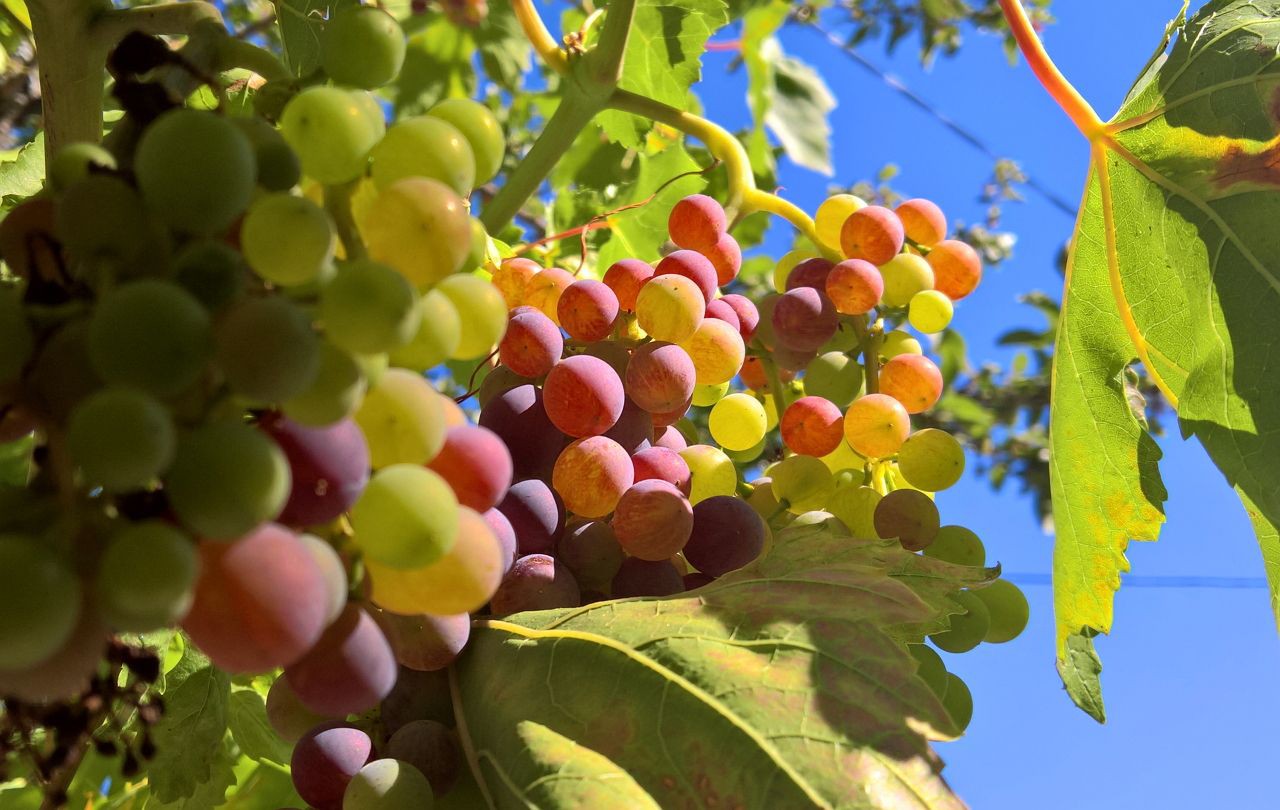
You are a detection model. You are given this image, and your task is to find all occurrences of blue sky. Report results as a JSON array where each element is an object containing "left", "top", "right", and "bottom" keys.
[{"left": 685, "top": 1, "right": 1278, "bottom": 807}]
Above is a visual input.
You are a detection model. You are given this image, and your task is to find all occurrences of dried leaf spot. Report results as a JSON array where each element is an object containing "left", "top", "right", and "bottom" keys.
[{"left": 1213, "top": 136, "right": 1280, "bottom": 191}]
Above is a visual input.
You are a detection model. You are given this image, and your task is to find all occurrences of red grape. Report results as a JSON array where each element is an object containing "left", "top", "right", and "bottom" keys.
[
  {"left": 542, "top": 354, "right": 625, "bottom": 438},
  {"left": 718, "top": 294, "right": 759, "bottom": 342},
  {"left": 652, "top": 424, "right": 688, "bottom": 451},
  {"left": 704, "top": 298, "right": 741, "bottom": 332},
  {"left": 482, "top": 507, "right": 518, "bottom": 574},
  {"left": 780, "top": 396, "right": 844, "bottom": 457},
  {"left": 667, "top": 194, "right": 726, "bottom": 252},
  {"left": 771, "top": 287, "right": 838, "bottom": 353},
  {"left": 490, "top": 553, "right": 581, "bottom": 615},
  {"left": 826, "top": 259, "right": 884, "bottom": 315},
  {"left": 604, "top": 396, "right": 653, "bottom": 454},
  {"left": 552, "top": 436, "right": 633, "bottom": 518},
  {"left": 625, "top": 341, "right": 696, "bottom": 413},
  {"left": 784, "top": 257, "right": 835, "bottom": 292},
  {"left": 380, "top": 667, "right": 453, "bottom": 735},
  {"left": 558, "top": 279, "right": 619, "bottom": 342},
  {"left": 873, "top": 488, "right": 940, "bottom": 551},
  {"left": 683, "top": 572, "right": 715, "bottom": 590},
  {"left": 704, "top": 232, "right": 741, "bottom": 285},
  {"left": 631, "top": 446, "right": 691, "bottom": 495},
  {"left": 478, "top": 384, "right": 566, "bottom": 481},
  {"left": 602, "top": 258, "right": 654, "bottom": 311},
  {"left": 262, "top": 415, "right": 369, "bottom": 528},
  {"left": 879, "top": 354, "right": 943, "bottom": 414},
  {"left": 612, "top": 480, "right": 693, "bottom": 561},
  {"left": 895, "top": 198, "right": 948, "bottom": 246},
  {"left": 773, "top": 343, "right": 817, "bottom": 373},
  {"left": 291, "top": 723, "right": 372, "bottom": 810},
  {"left": 499, "top": 306, "right": 563, "bottom": 378},
  {"left": 426, "top": 424, "right": 513, "bottom": 512},
  {"left": 386, "top": 719, "right": 461, "bottom": 796},
  {"left": 654, "top": 249, "right": 718, "bottom": 303},
  {"left": 840, "top": 205, "right": 905, "bottom": 264},
  {"left": 611, "top": 557, "right": 684, "bottom": 598},
  {"left": 496, "top": 479, "right": 565, "bottom": 555},
  {"left": 684, "top": 495, "right": 767, "bottom": 577},
  {"left": 284, "top": 604, "right": 397, "bottom": 716}
]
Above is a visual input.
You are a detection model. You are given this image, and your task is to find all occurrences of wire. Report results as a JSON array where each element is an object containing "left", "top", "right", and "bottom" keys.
[{"left": 1004, "top": 573, "right": 1269, "bottom": 589}]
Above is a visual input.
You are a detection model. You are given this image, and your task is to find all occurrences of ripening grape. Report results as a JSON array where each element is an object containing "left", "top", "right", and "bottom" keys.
[
  {"left": 705, "top": 233, "right": 742, "bottom": 285},
  {"left": 66, "top": 387, "right": 174, "bottom": 492},
  {"left": 679, "top": 317, "right": 745, "bottom": 385},
  {"left": 166, "top": 421, "right": 290, "bottom": 540},
  {"left": 631, "top": 446, "right": 691, "bottom": 495},
  {"left": 0, "top": 535, "right": 81, "bottom": 670},
  {"left": 804, "top": 352, "right": 862, "bottom": 408},
  {"left": 386, "top": 719, "right": 460, "bottom": 796},
  {"left": 523, "top": 266, "right": 575, "bottom": 323},
  {"left": 773, "top": 343, "right": 817, "bottom": 373},
  {"left": 772, "top": 287, "right": 838, "bottom": 353},
  {"left": 636, "top": 274, "right": 704, "bottom": 343},
  {"left": 973, "top": 579, "right": 1029, "bottom": 643},
  {"left": 497, "top": 479, "right": 565, "bottom": 555},
  {"left": 873, "top": 488, "right": 940, "bottom": 551},
  {"left": 781, "top": 396, "right": 844, "bottom": 457},
  {"left": 380, "top": 667, "right": 454, "bottom": 736},
  {"left": 321, "top": 259, "right": 420, "bottom": 355},
  {"left": 95, "top": 522, "right": 197, "bottom": 632},
  {"left": 371, "top": 116, "right": 476, "bottom": 195},
  {"left": 826, "top": 483, "right": 881, "bottom": 538},
  {"left": 724, "top": 438, "right": 765, "bottom": 464},
  {"left": 427, "top": 425, "right": 512, "bottom": 512},
  {"left": 389, "top": 290, "right": 463, "bottom": 372},
  {"left": 770, "top": 455, "right": 835, "bottom": 514},
  {"left": 717, "top": 294, "right": 759, "bottom": 343},
  {"left": 782, "top": 258, "right": 832, "bottom": 293},
  {"left": 241, "top": 193, "right": 335, "bottom": 286},
  {"left": 929, "top": 590, "right": 990, "bottom": 654},
  {"left": 879, "top": 354, "right": 943, "bottom": 414},
  {"left": 436, "top": 273, "right": 508, "bottom": 359},
  {"left": 298, "top": 534, "right": 348, "bottom": 625},
  {"left": 499, "top": 307, "right": 562, "bottom": 378},
  {"left": 708, "top": 393, "right": 766, "bottom": 452},
  {"left": 668, "top": 194, "right": 726, "bottom": 252},
  {"left": 285, "top": 342, "right": 367, "bottom": 426},
  {"left": 704, "top": 298, "right": 741, "bottom": 333},
  {"left": 361, "top": 178, "right": 471, "bottom": 287},
  {"left": 321, "top": 5, "right": 405, "bottom": 88},
  {"left": 263, "top": 416, "right": 370, "bottom": 527},
  {"left": 351, "top": 464, "right": 459, "bottom": 570},
  {"left": 558, "top": 279, "right": 619, "bottom": 342},
  {"left": 281, "top": 87, "right": 384, "bottom": 185},
  {"left": 909, "top": 289, "right": 954, "bottom": 334},
  {"left": 183, "top": 525, "right": 330, "bottom": 672},
  {"left": 603, "top": 396, "right": 652, "bottom": 453},
  {"left": 602, "top": 258, "right": 654, "bottom": 311},
  {"left": 611, "top": 557, "right": 684, "bottom": 598},
  {"left": 48, "top": 142, "right": 115, "bottom": 191},
  {"left": 542, "top": 355, "right": 625, "bottom": 438},
  {"left": 942, "top": 672, "right": 973, "bottom": 731},
  {"left": 684, "top": 495, "right": 767, "bottom": 577},
  {"left": 291, "top": 723, "right": 374, "bottom": 810},
  {"left": 134, "top": 109, "right": 255, "bottom": 235},
  {"left": 612, "top": 480, "right": 694, "bottom": 560},
  {"left": 653, "top": 424, "right": 688, "bottom": 451},
  {"left": 927, "top": 239, "right": 983, "bottom": 301},
  {"left": 882, "top": 330, "right": 923, "bottom": 358},
  {"left": 679, "top": 444, "right": 736, "bottom": 504},
  {"left": 491, "top": 257, "right": 539, "bottom": 308},
  {"left": 491, "top": 553, "right": 581, "bottom": 614},
  {"left": 625, "top": 341, "right": 696, "bottom": 413},
  {"left": 895, "top": 198, "right": 948, "bottom": 246},
  {"left": 0, "top": 609, "right": 105, "bottom": 705},
  {"left": 761, "top": 394, "right": 779, "bottom": 431},
  {"left": 88, "top": 280, "right": 212, "bottom": 397},
  {"left": 552, "top": 436, "right": 634, "bottom": 518},
  {"left": 285, "top": 604, "right": 396, "bottom": 717},
  {"left": 557, "top": 520, "right": 624, "bottom": 592},
  {"left": 925, "top": 525, "right": 986, "bottom": 567},
  {"left": 480, "top": 386, "right": 565, "bottom": 481},
  {"left": 908, "top": 643, "right": 948, "bottom": 697},
  {"left": 217, "top": 296, "right": 321, "bottom": 403},
  {"left": 898, "top": 428, "right": 965, "bottom": 491},
  {"left": 821, "top": 439, "right": 866, "bottom": 476},
  {"left": 825, "top": 259, "right": 884, "bottom": 316},
  {"left": 840, "top": 205, "right": 904, "bottom": 265},
  {"left": 771, "top": 249, "right": 817, "bottom": 293},
  {"left": 745, "top": 477, "right": 780, "bottom": 520},
  {"left": 655, "top": 250, "right": 718, "bottom": 304},
  {"left": 428, "top": 97, "right": 505, "bottom": 183},
  {"left": 879, "top": 253, "right": 935, "bottom": 308},
  {"left": 232, "top": 116, "right": 300, "bottom": 191},
  {"left": 354, "top": 368, "right": 446, "bottom": 468},
  {"left": 815, "top": 193, "right": 866, "bottom": 252},
  {"left": 368, "top": 607, "right": 470, "bottom": 671},
  {"left": 172, "top": 240, "right": 246, "bottom": 312},
  {"left": 843, "top": 393, "right": 910, "bottom": 458}
]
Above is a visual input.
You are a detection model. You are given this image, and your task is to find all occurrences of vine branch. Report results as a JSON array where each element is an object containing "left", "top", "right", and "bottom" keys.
[
  {"left": 997, "top": 0, "right": 1104, "bottom": 139},
  {"left": 512, "top": 0, "right": 568, "bottom": 75}
]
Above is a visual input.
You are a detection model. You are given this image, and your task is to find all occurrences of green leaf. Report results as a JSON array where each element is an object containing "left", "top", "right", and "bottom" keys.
[
  {"left": 453, "top": 523, "right": 991, "bottom": 809},
  {"left": 147, "top": 645, "right": 232, "bottom": 803},
  {"left": 595, "top": 142, "right": 707, "bottom": 271},
  {"left": 394, "top": 14, "right": 477, "bottom": 117},
  {"left": 147, "top": 743, "right": 238, "bottom": 810},
  {"left": 597, "top": 0, "right": 730, "bottom": 147},
  {"left": 474, "top": 0, "right": 532, "bottom": 91},
  {"left": 228, "top": 689, "right": 291, "bottom": 766},
  {"left": 275, "top": 0, "right": 358, "bottom": 78},
  {"left": 0, "top": 132, "right": 44, "bottom": 214},
  {"left": 762, "top": 43, "right": 836, "bottom": 175},
  {"left": 490, "top": 721, "right": 662, "bottom": 807},
  {"left": 1056, "top": 631, "right": 1105, "bottom": 723}
]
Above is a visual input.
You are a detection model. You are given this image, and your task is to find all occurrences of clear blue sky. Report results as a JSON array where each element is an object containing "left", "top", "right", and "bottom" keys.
[{"left": 683, "top": 1, "right": 1280, "bottom": 806}]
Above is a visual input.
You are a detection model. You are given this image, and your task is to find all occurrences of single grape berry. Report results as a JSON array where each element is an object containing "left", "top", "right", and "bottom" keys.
[{"left": 668, "top": 194, "right": 727, "bottom": 252}]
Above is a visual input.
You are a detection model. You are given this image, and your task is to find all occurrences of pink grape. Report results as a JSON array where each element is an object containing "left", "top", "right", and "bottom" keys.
[
  {"left": 879, "top": 354, "right": 943, "bottom": 414},
  {"left": 482, "top": 507, "right": 518, "bottom": 574},
  {"left": 490, "top": 553, "right": 581, "bottom": 615},
  {"left": 704, "top": 298, "right": 741, "bottom": 332},
  {"left": 497, "top": 479, "right": 565, "bottom": 555},
  {"left": 499, "top": 306, "right": 563, "bottom": 378},
  {"left": 784, "top": 257, "right": 835, "bottom": 292},
  {"left": 602, "top": 258, "right": 654, "bottom": 311},
  {"left": 284, "top": 604, "right": 397, "bottom": 717},
  {"left": 558, "top": 279, "right": 619, "bottom": 342},
  {"left": 927, "top": 239, "right": 983, "bottom": 301},
  {"left": 631, "top": 446, "right": 691, "bottom": 495},
  {"left": 611, "top": 557, "right": 684, "bottom": 598},
  {"left": 625, "top": 341, "right": 696, "bottom": 414},
  {"left": 367, "top": 605, "right": 470, "bottom": 671},
  {"left": 262, "top": 415, "right": 369, "bottom": 528},
  {"left": 826, "top": 259, "right": 884, "bottom": 315},
  {"left": 542, "top": 354, "right": 625, "bottom": 438},
  {"left": 773, "top": 343, "right": 817, "bottom": 373},
  {"left": 552, "top": 436, "right": 633, "bottom": 518},
  {"left": 718, "top": 294, "right": 759, "bottom": 342},
  {"left": 612, "top": 479, "right": 693, "bottom": 561},
  {"left": 557, "top": 520, "right": 625, "bottom": 592},
  {"left": 895, "top": 198, "right": 948, "bottom": 246},
  {"left": 479, "top": 384, "right": 567, "bottom": 481},
  {"left": 426, "top": 424, "right": 513, "bottom": 512},
  {"left": 291, "top": 723, "right": 372, "bottom": 810},
  {"left": 654, "top": 249, "right": 718, "bottom": 303},
  {"left": 648, "top": 395, "right": 693, "bottom": 428},
  {"left": 704, "top": 232, "right": 742, "bottom": 285},
  {"left": 771, "top": 287, "right": 837, "bottom": 353},
  {"left": 840, "top": 205, "right": 905, "bottom": 264},
  {"left": 604, "top": 396, "right": 653, "bottom": 454},
  {"left": 652, "top": 425, "right": 688, "bottom": 451},
  {"left": 780, "top": 396, "right": 844, "bottom": 457},
  {"left": 667, "top": 194, "right": 726, "bottom": 252},
  {"left": 684, "top": 495, "right": 766, "bottom": 577}
]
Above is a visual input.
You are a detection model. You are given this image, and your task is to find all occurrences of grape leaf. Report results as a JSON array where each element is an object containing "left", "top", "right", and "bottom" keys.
[
  {"left": 595, "top": 141, "right": 707, "bottom": 271},
  {"left": 1052, "top": 0, "right": 1280, "bottom": 716},
  {"left": 501, "top": 721, "right": 662, "bottom": 807},
  {"left": 227, "top": 689, "right": 291, "bottom": 766},
  {"left": 597, "top": 0, "right": 730, "bottom": 147},
  {"left": 0, "top": 132, "right": 44, "bottom": 215},
  {"left": 147, "top": 645, "right": 232, "bottom": 803},
  {"left": 394, "top": 14, "right": 477, "bottom": 116},
  {"left": 275, "top": 0, "right": 357, "bottom": 78},
  {"left": 453, "top": 524, "right": 992, "bottom": 809},
  {"left": 474, "top": 0, "right": 532, "bottom": 91}
]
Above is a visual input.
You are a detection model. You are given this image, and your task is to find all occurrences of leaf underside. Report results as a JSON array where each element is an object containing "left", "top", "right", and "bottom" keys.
[{"left": 1053, "top": 0, "right": 1280, "bottom": 716}]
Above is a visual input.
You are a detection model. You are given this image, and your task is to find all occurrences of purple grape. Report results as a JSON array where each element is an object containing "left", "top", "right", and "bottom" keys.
[
  {"left": 603, "top": 396, "right": 652, "bottom": 454},
  {"left": 496, "top": 479, "right": 565, "bottom": 555},
  {"left": 611, "top": 557, "right": 684, "bottom": 598},
  {"left": 490, "top": 554, "right": 581, "bottom": 615},
  {"left": 771, "top": 287, "right": 837, "bottom": 353},
  {"left": 291, "top": 722, "right": 372, "bottom": 810},
  {"left": 684, "top": 495, "right": 767, "bottom": 576},
  {"left": 261, "top": 414, "right": 370, "bottom": 528},
  {"left": 380, "top": 667, "right": 453, "bottom": 735},
  {"left": 284, "top": 604, "right": 397, "bottom": 716},
  {"left": 478, "top": 384, "right": 566, "bottom": 481},
  {"left": 482, "top": 507, "right": 518, "bottom": 574},
  {"left": 385, "top": 719, "right": 462, "bottom": 796},
  {"left": 557, "top": 520, "right": 625, "bottom": 592},
  {"left": 367, "top": 604, "right": 470, "bottom": 671}
]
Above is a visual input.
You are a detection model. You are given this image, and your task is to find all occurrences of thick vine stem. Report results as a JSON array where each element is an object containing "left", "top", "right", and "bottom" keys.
[
  {"left": 512, "top": 0, "right": 569, "bottom": 75},
  {"left": 215, "top": 34, "right": 292, "bottom": 83},
  {"left": 89, "top": 1, "right": 221, "bottom": 50},
  {"left": 997, "top": 0, "right": 1104, "bottom": 139},
  {"left": 583, "top": 0, "right": 636, "bottom": 86}
]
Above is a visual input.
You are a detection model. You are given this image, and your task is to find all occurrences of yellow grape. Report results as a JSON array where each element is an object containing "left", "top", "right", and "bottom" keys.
[
  {"left": 523, "top": 267, "right": 574, "bottom": 323},
  {"left": 773, "top": 249, "right": 818, "bottom": 293},
  {"left": 769, "top": 455, "right": 835, "bottom": 515},
  {"left": 365, "top": 506, "right": 504, "bottom": 614},
  {"left": 821, "top": 439, "right": 866, "bottom": 475},
  {"left": 827, "top": 483, "right": 882, "bottom": 539},
  {"left": 636, "top": 275, "right": 704, "bottom": 343},
  {"left": 908, "top": 289, "right": 954, "bottom": 333},
  {"left": 678, "top": 445, "right": 737, "bottom": 504},
  {"left": 815, "top": 194, "right": 866, "bottom": 253},
  {"left": 746, "top": 477, "right": 781, "bottom": 520},
  {"left": 879, "top": 253, "right": 934, "bottom": 308},
  {"left": 360, "top": 177, "right": 471, "bottom": 288},
  {"left": 436, "top": 274, "right": 507, "bottom": 360},
  {"left": 679, "top": 318, "right": 745, "bottom": 385},
  {"left": 761, "top": 394, "right": 779, "bottom": 431},
  {"left": 709, "top": 393, "right": 767, "bottom": 452},
  {"left": 691, "top": 381, "right": 729, "bottom": 407},
  {"left": 354, "top": 368, "right": 446, "bottom": 468},
  {"left": 897, "top": 428, "right": 965, "bottom": 491}
]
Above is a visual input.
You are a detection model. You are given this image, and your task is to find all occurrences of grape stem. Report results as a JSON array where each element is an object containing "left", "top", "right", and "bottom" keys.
[
  {"left": 851, "top": 315, "right": 880, "bottom": 394},
  {"left": 323, "top": 181, "right": 368, "bottom": 261},
  {"left": 759, "top": 352, "right": 792, "bottom": 425},
  {"left": 997, "top": 0, "right": 1105, "bottom": 139},
  {"left": 511, "top": 0, "right": 569, "bottom": 75}
]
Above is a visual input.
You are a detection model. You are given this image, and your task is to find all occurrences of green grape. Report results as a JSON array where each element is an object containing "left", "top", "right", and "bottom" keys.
[
  {"left": 691, "top": 381, "right": 729, "bottom": 407},
  {"left": 371, "top": 117, "right": 477, "bottom": 196},
  {"left": 359, "top": 352, "right": 391, "bottom": 387},
  {"left": 354, "top": 368, "right": 447, "bottom": 468},
  {"left": 321, "top": 5, "right": 406, "bottom": 89},
  {"left": 746, "top": 477, "right": 780, "bottom": 519},
  {"left": 790, "top": 510, "right": 846, "bottom": 532},
  {"left": 820, "top": 438, "right": 865, "bottom": 476},
  {"left": 814, "top": 194, "right": 866, "bottom": 252},
  {"left": 678, "top": 445, "right": 737, "bottom": 505},
  {"left": 924, "top": 525, "right": 986, "bottom": 567},
  {"left": 897, "top": 428, "right": 966, "bottom": 492},
  {"left": 215, "top": 297, "right": 321, "bottom": 404},
  {"left": 0, "top": 534, "right": 81, "bottom": 670},
  {"left": 973, "top": 579, "right": 1029, "bottom": 643},
  {"left": 770, "top": 455, "right": 836, "bottom": 515},
  {"left": 95, "top": 521, "right": 197, "bottom": 632},
  {"left": 826, "top": 483, "right": 881, "bottom": 539},
  {"left": 361, "top": 178, "right": 472, "bottom": 288},
  {"left": 879, "top": 254, "right": 934, "bottom": 308},
  {"left": 929, "top": 590, "right": 990, "bottom": 654},
  {"left": 724, "top": 437, "right": 766, "bottom": 464},
  {"left": 908, "top": 643, "right": 947, "bottom": 697},
  {"left": 435, "top": 274, "right": 507, "bottom": 360},
  {"left": 55, "top": 175, "right": 167, "bottom": 269},
  {"left": 165, "top": 421, "right": 291, "bottom": 540},
  {"left": 881, "top": 330, "right": 923, "bottom": 358},
  {"left": 67, "top": 387, "right": 175, "bottom": 492},
  {"left": 280, "top": 86, "right": 384, "bottom": 184},
  {"left": 941, "top": 672, "right": 973, "bottom": 731},
  {"left": 88, "top": 280, "right": 212, "bottom": 397},
  {"left": 134, "top": 109, "right": 255, "bottom": 235},
  {"left": 708, "top": 393, "right": 767, "bottom": 452},
  {"left": 908, "top": 289, "right": 954, "bottom": 333},
  {"left": 819, "top": 322, "right": 860, "bottom": 353},
  {"left": 0, "top": 284, "right": 33, "bottom": 385},
  {"left": 388, "top": 289, "right": 462, "bottom": 372},
  {"left": 230, "top": 116, "right": 301, "bottom": 191},
  {"left": 351, "top": 464, "right": 459, "bottom": 570},
  {"left": 173, "top": 240, "right": 247, "bottom": 312},
  {"left": 675, "top": 417, "right": 700, "bottom": 447},
  {"left": 343, "top": 759, "right": 435, "bottom": 809},
  {"left": 320, "top": 259, "right": 421, "bottom": 354},
  {"left": 284, "top": 341, "right": 367, "bottom": 426},
  {"left": 428, "top": 97, "right": 505, "bottom": 183},
  {"left": 48, "top": 142, "right": 116, "bottom": 191},
  {"left": 240, "top": 193, "right": 335, "bottom": 286},
  {"left": 804, "top": 351, "right": 862, "bottom": 407}
]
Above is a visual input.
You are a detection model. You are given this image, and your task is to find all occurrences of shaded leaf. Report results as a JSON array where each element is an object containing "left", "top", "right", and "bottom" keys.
[
  {"left": 0, "top": 132, "right": 43, "bottom": 214},
  {"left": 147, "top": 645, "right": 232, "bottom": 802},
  {"left": 275, "top": 0, "right": 357, "bottom": 78},
  {"left": 394, "top": 14, "right": 477, "bottom": 117},
  {"left": 228, "top": 689, "right": 291, "bottom": 766},
  {"left": 474, "top": 0, "right": 531, "bottom": 91},
  {"left": 1056, "top": 631, "right": 1105, "bottom": 723}
]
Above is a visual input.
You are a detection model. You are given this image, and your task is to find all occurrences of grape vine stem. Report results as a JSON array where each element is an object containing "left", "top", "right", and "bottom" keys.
[
  {"left": 324, "top": 182, "right": 367, "bottom": 261},
  {"left": 511, "top": 0, "right": 569, "bottom": 75}
]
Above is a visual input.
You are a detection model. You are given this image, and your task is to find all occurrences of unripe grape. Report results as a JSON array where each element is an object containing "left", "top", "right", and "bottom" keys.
[
  {"left": 927, "top": 239, "right": 983, "bottom": 301},
  {"left": 166, "top": 421, "right": 291, "bottom": 540},
  {"left": 231, "top": 116, "right": 300, "bottom": 191},
  {"left": 667, "top": 194, "right": 726, "bottom": 252},
  {"left": 437, "top": 274, "right": 508, "bottom": 360},
  {"left": 370, "top": 116, "right": 476, "bottom": 196},
  {"left": 826, "top": 483, "right": 881, "bottom": 538},
  {"left": 815, "top": 193, "right": 866, "bottom": 252},
  {"left": 973, "top": 579, "right": 1029, "bottom": 643},
  {"left": 0, "top": 535, "right": 81, "bottom": 670},
  {"left": 389, "top": 290, "right": 463, "bottom": 372},
  {"left": 708, "top": 393, "right": 767, "bottom": 452},
  {"left": 523, "top": 266, "right": 575, "bottom": 323},
  {"left": 173, "top": 240, "right": 247, "bottom": 312},
  {"left": 354, "top": 368, "right": 446, "bottom": 467},
  {"left": 821, "top": 438, "right": 866, "bottom": 476},
  {"left": 843, "top": 393, "right": 910, "bottom": 458},
  {"left": 361, "top": 178, "right": 471, "bottom": 288},
  {"left": 365, "top": 506, "right": 503, "bottom": 614},
  {"left": 826, "top": 259, "right": 884, "bottom": 315},
  {"left": 804, "top": 352, "right": 863, "bottom": 408},
  {"left": 929, "top": 590, "right": 990, "bottom": 654},
  {"left": 895, "top": 198, "right": 947, "bottom": 246},
  {"left": 909, "top": 643, "right": 948, "bottom": 697},
  {"left": 428, "top": 97, "right": 505, "bottom": 183},
  {"left": 770, "top": 455, "right": 835, "bottom": 514},
  {"left": 909, "top": 289, "right": 954, "bottom": 333},
  {"left": 281, "top": 87, "right": 384, "bottom": 184},
  {"left": 241, "top": 193, "right": 335, "bottom": 286},
  {"left": 692, "top": 381, "right": 729, "bottom": 407},
  {"left": 67, "top": 387, "right": 175, "bottom": 492},
  {"left": 602, "top": 258, "right": 654, "bottom": 311},
  {"left": 321, "top": 260, "right": 420, "bottom": 355},
  {"left": 942, "top": 672, "right": 973, "bottom": 730},
  {"left": 88, "top": 280, "right": 212, "bottom": 397},
  {"left": 321, "top": 5, "right": 405, "bottom": 88},
  {"left": 873, "top": 488, "right": 939, "bottom": 551},
  {"left": 840, "top": 205, "right": 904, "bottom": 265},
  {"left": 925, "top": 525, "right": 986, "bottom": 567},
  {"left": 352, "top": 465, "right": 458, "bottom": 570},
  {"left": 49, "top": 142, "right": 115, "bottom": 191},
  {"left": 285, "top": 342, "right": 367, "bottom": 427},
  {"left": 217, "top": 296, "right": 321, "bottom": 403},
  {"left": 879, "top": 354, "right": 943, "bottom": 414},
  {"left": 55, "top": 176, "right": 165, "bottom": 269},
  {"left": 882, "top": 330, "right": 923, "bottom": 358},
  {"left": 898, "top": 428, "right": 965, "bottom": 491},
  {"left": 879, "top": 253, "right": 935, "bottom": 308},
  {"left": 679, "top": 317, "right": 745, "bottom": 385}
]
